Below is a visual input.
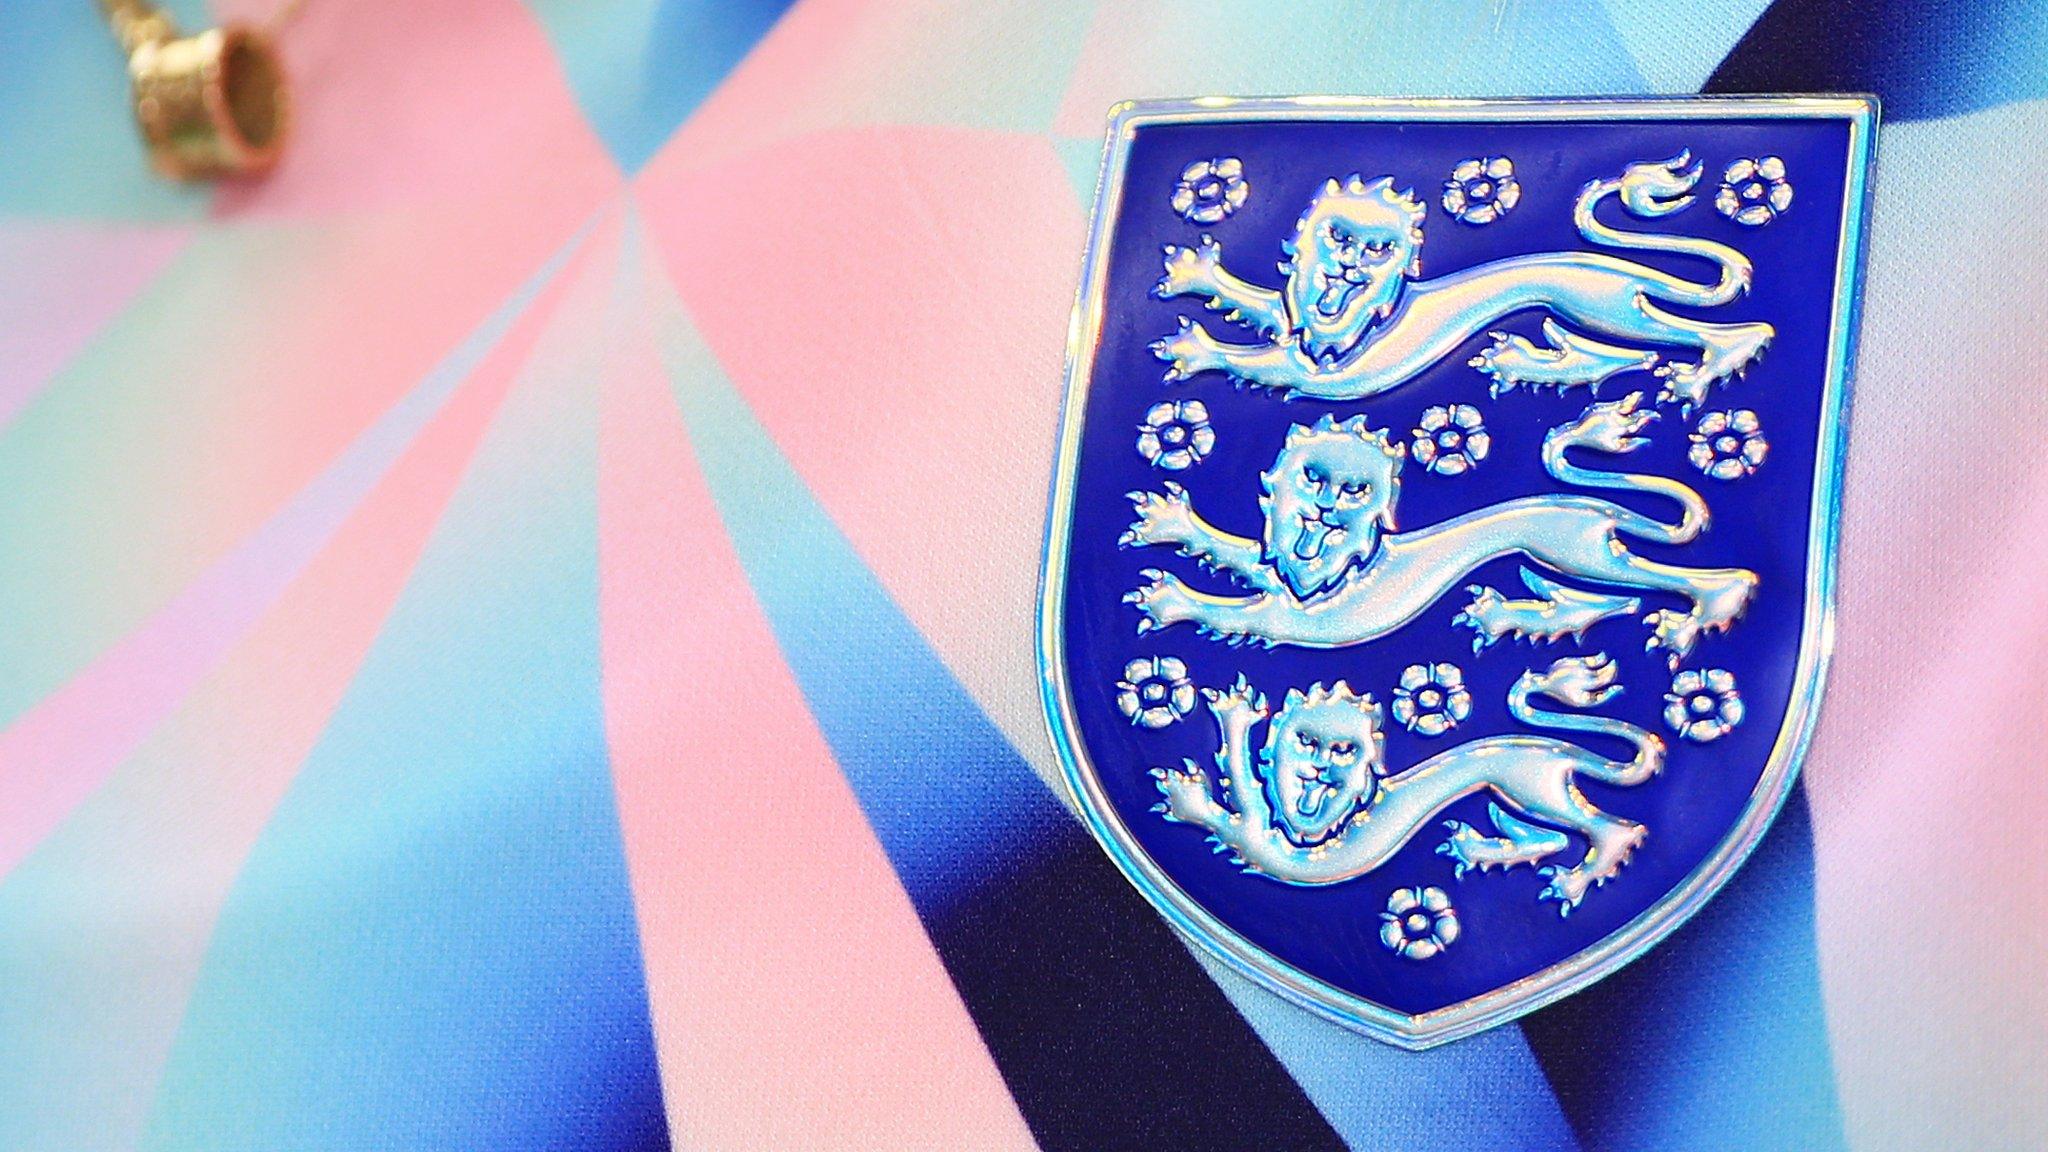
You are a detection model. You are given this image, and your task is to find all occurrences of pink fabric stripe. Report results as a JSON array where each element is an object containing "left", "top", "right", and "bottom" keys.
[
  {"left": 0, "top": 211, "right": 612, "bottom": 1152},
  {"left": 1802, "top": 121, "right": 2048, "bottom": 1146},
  {"left": 597, "top": 246, "right": 1034, "bottom": 1150},
  {"left": 212, "top": 0, "right": 617, "bottom": 217},
  {"left": 0, "top": 222, "right": 190, "bottom": 428},
  {"left": 635, "top": 125, "right": 1084, "bottom": 769},
  {"left": 1809, "top": 486, "right": 2048, "bottom": 1148},
  {"left": 0, "top": 215, "right": 607, "bottom": 880},
  {"left": 179, "top": 0, "right": 618, "bottom": 612},
  {"left": 3, "top": 77, "right": 610, "bottom": 731}
]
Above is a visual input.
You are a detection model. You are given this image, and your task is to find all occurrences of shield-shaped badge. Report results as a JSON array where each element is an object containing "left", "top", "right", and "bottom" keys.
[{"left": 1040, "top": 97, "right": 1876, "bottom": 1047}]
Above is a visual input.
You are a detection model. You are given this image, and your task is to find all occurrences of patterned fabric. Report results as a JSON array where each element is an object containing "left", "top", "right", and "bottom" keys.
[{"left": 0, "top": 1, "right": 2041, "bottom": 1148}]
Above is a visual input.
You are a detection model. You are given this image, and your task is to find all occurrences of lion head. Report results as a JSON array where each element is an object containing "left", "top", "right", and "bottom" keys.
[
  {"left": 1279, "top": 175, "right": 1426, "bottom": 362},
  {"left": 1260, "top": 415, "right": 1405, "bottom": 599},
  {"left": 1261, "top": 681, "right": 1388, "bottom": 845}
]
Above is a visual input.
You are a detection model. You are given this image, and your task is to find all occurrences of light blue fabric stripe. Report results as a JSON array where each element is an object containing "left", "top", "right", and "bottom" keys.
[
  {"left": 0, "top": 223, "right": 590, "bottom": 1152},
  {"left": 1564, "top": 790, "right": 1846, "bottom": 1151},
  {"left": 1199, "top": 954, "right": 1586, "bottom": 1152},
  {"left": 0, "top": 0, "right": 213, "bottom": 218},
  {"left": 1598, "top": 0, "right": 1775, "bottom": 91},
  {"left": 140, "top": 227, "right": 667, "bottom": 1152},
  {"left": 524, "top": 0, "right": 797, "bottom": 173}
]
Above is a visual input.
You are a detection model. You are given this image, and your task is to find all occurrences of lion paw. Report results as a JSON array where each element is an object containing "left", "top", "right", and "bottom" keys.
[
  {"left": 1662, "top": 322, "right": 1774, "bottom": 412},
  {"left": 1538, "top": 866, "right": 1594, "bottom": 915},
  {"left": 1451, "top": 586, "right": 1506, "bottom": 652},
  {"left": 1541, "top": 824, "right": 1646, "bottom": 913},
  {"left": 1440, "top": 808, "right": 1569, "bottom": 880},
  {"left": 1150, "top": 763, "right": 1213, "bottom": 824},
  {"left": 1155, "top": 235, "right": 1223, "bottom": 299},
  {"left": 1643, "top": 607, "right": 1702, "bottom": 667},
  {"left": 1201, "top": 675, "right": 1268, "bottom": 726},
  {"left": 1654, "top": 362, "right": 1715, "bottom": 413},
  {"left": 1119, "top": 482, "right": 1196, "bottom": 549},
  {"left": 1124, "top": 568, "right": 1196, "bottom": 633},
  {"left": 1472, "top": 324, "right": 1656, "bottom": 397},
  {"left": 1697, "top": 570, "right": 1759, "bottom": 631},
  {"left": 1150, "top": 317, "right": 1218, "bottom": 382},
  {"left": 1597, "top": 822, "right": 1648, "bottom": 875},
  {"left": 1437, "top": 822, "right": 1488, "bottom": 879}
]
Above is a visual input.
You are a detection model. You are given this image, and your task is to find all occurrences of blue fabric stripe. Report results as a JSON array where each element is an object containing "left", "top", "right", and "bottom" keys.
[
  {"left": 0, "top": 0, "right": 211, "bottom": 217},
  {"left": 1520, "top": 785, "right": 1845, "bottom": 1150},
  {"left": 525, "top": 0, "right": 797, "bottom": 174},
  {"left": 1204, "top": 953, "right": 1585, "bottom": 1152},
  {"left": 1706, "top": 0, "right": 2048, "bottom": 121},
  {"left": 141, "top": 236, "right": 669, "bottom": 1152}
]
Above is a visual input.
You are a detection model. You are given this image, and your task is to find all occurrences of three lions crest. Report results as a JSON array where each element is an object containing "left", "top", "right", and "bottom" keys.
[{"left": 1043, "top": 97, "right": 1872, "bottom": 1046}]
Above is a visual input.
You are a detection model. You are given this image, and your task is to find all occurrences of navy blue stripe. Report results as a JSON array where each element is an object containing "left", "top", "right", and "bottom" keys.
[
  {"left": 1519, "top": 784, "right": 1845, "bottom": 1149},
  {"left": 1706, "top": 0, "right": 2048, "bottom": 121},
  {"left": 938, "top": 823, "right": 1353, "bottom": 1151}
]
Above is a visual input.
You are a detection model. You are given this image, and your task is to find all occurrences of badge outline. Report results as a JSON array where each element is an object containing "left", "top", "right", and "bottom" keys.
[{"left": 1037, "top": 95, "right": 1878, "bottom": 1049}]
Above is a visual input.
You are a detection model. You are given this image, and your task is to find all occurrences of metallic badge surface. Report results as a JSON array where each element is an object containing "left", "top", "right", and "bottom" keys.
[{"left": 1039, "top": 97, "right": 1876, "bottom": 1047}]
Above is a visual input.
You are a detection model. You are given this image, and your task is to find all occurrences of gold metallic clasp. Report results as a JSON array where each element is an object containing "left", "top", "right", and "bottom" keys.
[{"left": 102, "top": 0, "right": 289, "bottom": 180}]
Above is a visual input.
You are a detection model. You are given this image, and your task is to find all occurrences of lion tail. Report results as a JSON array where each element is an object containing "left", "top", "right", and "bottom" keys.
[
  {"left": 1574, "top": 151, "right": 1753, "bottom": 309},
  {"left": 1542, "top": 393, "right": 1709, "bottom": 545},
  {"left": 1507, "top": 654, "right": 1666, "bottom": 787}
]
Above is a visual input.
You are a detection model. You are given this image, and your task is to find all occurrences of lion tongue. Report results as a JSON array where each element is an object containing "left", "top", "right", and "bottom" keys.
[
  {"left": 1298, "top": 782, "right": 1329, "bottom": 818},
  {"left": 1315, "top": 280, "right": 1351, "bottom": 317},
  {"left": 1293, "top": 520, "right": 1332, "bottom": 561}
]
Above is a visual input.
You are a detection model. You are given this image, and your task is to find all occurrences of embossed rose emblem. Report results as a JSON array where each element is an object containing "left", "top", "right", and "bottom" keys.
[
  {"left": 1715, "top": 156, "right": 1791, "bottom": 226},
  {"left": 1380, "top": 886, "right": 1460, "bottom": 959},
  {"left": 1390, "top": 662, "right": 1473, "bottom": 736},
  {"left": 1411, "top": 404, "right": 1491, "bottom": 475},
  {"left": 1117, "top": 656, "right": 1197, "bottom": 729},
  {"left": 1136, "top": 399, "right": 1215, "bottom": 471},
  {"left": 1171, "top": 157, "right": 1249, "bottom": 224},
  {"left": 1665, "top": 668, "right": 1745, "bottom": 742},
  {"left": 1442, "top": 156, "right": 1520, "bottom": 225},
  {"left": 1688, "top": 409, "right": 1768, "bottom": 480}
]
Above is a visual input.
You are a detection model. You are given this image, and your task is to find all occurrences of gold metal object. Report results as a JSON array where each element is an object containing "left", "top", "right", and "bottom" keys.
[{"left": 100, "top": 0, "right": 290, "bottom": 180}]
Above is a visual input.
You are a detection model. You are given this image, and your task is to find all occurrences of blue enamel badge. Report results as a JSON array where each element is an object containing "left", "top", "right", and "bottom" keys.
[{"left": 1040, "top": 97, "right": 1877, "bottom": 1047}]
